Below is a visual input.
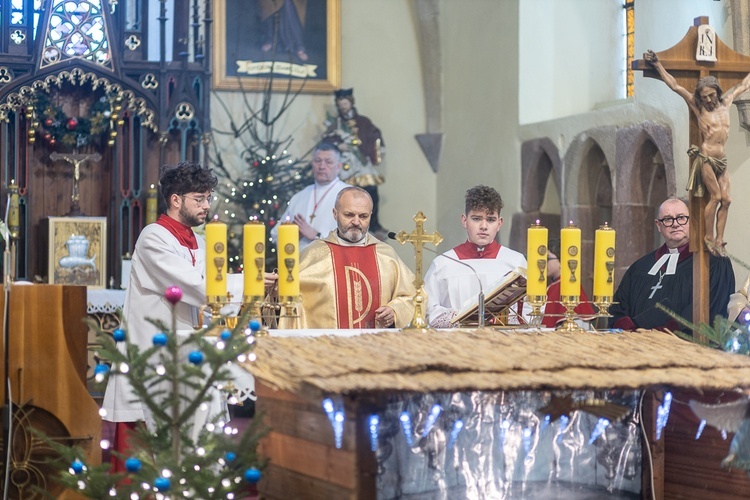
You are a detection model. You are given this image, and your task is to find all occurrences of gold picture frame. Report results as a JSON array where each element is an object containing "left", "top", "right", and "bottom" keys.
[
  {"left": 213, "top": 0, "right": 341, "bottom": 93},
  {"left": 47, "top": 216, "right": 107, "bottom": 288}
]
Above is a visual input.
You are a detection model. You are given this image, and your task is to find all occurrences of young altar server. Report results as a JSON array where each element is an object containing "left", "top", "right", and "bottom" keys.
[{"left": 424, "top": 185, "right": 528, "bottom": 328}]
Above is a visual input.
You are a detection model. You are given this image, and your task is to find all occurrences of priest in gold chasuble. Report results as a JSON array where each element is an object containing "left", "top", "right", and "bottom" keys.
[{"left": 291, "top": 187, "right": 416, "bottom": 329}]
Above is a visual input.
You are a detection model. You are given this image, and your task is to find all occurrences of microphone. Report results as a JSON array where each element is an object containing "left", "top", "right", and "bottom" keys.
[{"left": 388, "top": 232, "right": 485, "bottom": 327}]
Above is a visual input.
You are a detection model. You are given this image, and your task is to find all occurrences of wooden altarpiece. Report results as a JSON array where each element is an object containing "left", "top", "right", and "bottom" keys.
[{"left": 0, "top": 0, "right": 214, "bottom": 285}]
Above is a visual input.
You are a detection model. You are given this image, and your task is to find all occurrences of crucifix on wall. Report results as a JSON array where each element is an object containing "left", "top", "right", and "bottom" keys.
[
  {"left": 49, "top": 152, "right": 102, "bottom": 216},
  {"left": 632, "top": 16, "right": 750, "bottom": 332}
]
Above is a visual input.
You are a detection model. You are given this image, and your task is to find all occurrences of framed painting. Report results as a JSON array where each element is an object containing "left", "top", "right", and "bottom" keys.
[
  {"left": 213, "top": 0, "right": 341, "bottom": 93},
  {"left": 47, "top": 216, "right": 107, "bottom": 288}
]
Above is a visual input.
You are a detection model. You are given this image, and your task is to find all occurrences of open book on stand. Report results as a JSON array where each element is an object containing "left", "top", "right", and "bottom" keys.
[{"left": 450, "top": 267, "right": 527, "bottom": 326}]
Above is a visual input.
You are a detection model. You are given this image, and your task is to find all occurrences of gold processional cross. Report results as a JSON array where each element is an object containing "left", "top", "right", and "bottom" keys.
[
  {"left": 50, "top": 152, "right": 102, "bottom": 216},
  {"left": 392, "top": 211, "right": 442, "bottom": 329}
]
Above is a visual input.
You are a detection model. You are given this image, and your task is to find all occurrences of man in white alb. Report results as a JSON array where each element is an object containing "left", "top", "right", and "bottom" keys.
[
  {"left": 101, "top": 162, "right": 217, "bottom": 471},
  {"left": 271, "top": 142, "right": 348, "bottom": 249},
  {"left": 424, "top": 185, "right": 528, "bottom": 327}
]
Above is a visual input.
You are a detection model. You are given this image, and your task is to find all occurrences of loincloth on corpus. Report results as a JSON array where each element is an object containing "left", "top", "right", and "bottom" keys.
[{"left": 686, "top": 146, "right": 727, "bottom": 198}]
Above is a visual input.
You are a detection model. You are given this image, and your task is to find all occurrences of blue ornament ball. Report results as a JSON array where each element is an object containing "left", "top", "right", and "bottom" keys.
[
  {"left": 152, "top": 332, "right": 168, "bottom": 346},
  {"left": 94, "top": 364, "right": 110, "bottom": 375},
  {"left": 188, "top": 350, "right": 204, "bottom": 365},
  {"left": 249, "top": 319, "right": 261, "bottom": 332},
  {"left": 154, "top": 477, "right": 171, "bottom": 491},
  {"left": 244, "top": 467, "right": 262, "bottom": 483},
  {"left": 71, "top": 459, "right": 84, "bottom": 474},
  {"left": 112, "top": 328, "right": 126, "bottom": 342},
  {"left": 225, "top": 451, "right": 236, "bottom": 462},
  {"left": 220, "top": 329, "right": 232, "bottom": 340},
  {"left": 124, "top": 457, "right": 142, "bottom": 473}
]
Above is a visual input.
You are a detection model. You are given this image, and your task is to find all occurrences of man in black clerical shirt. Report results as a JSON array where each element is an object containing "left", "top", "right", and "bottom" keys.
[{"left": 609, "top": 198, "right": 734, "bottom": 330}]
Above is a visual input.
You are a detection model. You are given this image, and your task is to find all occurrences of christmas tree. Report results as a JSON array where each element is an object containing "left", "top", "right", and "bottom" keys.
[
  {"left": 209, "top": 81, "right": 314, "bottom": 271},
  {"left": 44, "top": 286, "right": 265, "bottom": 498}
]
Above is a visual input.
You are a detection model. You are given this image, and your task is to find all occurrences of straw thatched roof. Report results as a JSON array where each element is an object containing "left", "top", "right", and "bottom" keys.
[{"left": 248, "top": 328, "right": 750, "bottom": 399}]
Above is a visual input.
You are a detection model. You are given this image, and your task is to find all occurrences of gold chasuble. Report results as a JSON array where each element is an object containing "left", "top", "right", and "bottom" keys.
[{"left": 290, "top": 232, "right": 417, "bottom": 329}]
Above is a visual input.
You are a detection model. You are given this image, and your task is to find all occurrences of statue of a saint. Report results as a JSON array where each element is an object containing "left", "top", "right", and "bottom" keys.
[{"left": 322, "top": 88, "right": 387, "bottom": 238}]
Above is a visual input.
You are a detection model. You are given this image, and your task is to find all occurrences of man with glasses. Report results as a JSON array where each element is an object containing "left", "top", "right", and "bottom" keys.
[
  {"left": 609, "top": 198, "right": 734, "bottom": 330},
  {"left": 271, "top": 142, "right": 348, "bottom": 250},
  {"left": 102, "top": 162, "right": 218, "bottom": 470}
]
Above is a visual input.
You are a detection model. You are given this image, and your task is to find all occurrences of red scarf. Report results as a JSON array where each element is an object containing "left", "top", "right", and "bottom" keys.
[
  {"left": 156, "top": 214, "right": 198, "bottom": 265},
  {"left": 453, "top": 240, "right": 501, "bottom": 260}
]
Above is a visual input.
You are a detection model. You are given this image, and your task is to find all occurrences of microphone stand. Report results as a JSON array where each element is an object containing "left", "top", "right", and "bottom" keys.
[{"left": 421, "top": 244, "right": 486, "bottom": 328}]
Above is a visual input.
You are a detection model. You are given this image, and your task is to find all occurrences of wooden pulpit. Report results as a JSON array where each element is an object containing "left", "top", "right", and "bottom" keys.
[{"left": 0, "top": 284, "right": 101, "bottom": 498}]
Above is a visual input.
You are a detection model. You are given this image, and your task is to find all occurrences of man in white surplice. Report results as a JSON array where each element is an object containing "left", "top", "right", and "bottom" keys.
[
  {"left": 424, "top": 185, "right": 529, "bottom": 327},
  {"left": 271, "top": 142, "right": 348, "bottom": 250},
  {"left": 101, "top": 162, "right": 218, "bottom": 469}
]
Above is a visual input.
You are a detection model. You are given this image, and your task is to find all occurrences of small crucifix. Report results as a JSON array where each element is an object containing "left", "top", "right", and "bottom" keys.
[
  {"left": 648, "top": 274, "right": 664, "bottom": 300},
  {"left": 392, "top": 211, "right": 442, "bottom": 329},
  {"left": 50, "top": 152, "right": 102, "bottom": 216}
]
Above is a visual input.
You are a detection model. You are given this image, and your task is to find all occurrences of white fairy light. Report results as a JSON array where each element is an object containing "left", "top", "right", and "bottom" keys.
[{"left": 100, "top": 439, "right": 110, "bottom": 449}]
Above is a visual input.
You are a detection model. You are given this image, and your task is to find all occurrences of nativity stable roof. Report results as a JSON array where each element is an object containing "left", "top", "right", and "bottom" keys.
[{"left": 248, "top": 329, "right": 750, "bottom": 399}]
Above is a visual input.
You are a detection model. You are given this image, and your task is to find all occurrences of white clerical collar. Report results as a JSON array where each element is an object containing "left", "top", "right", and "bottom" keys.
[{"left": 648, "top": 247, "right": 680, "bottom": 276}]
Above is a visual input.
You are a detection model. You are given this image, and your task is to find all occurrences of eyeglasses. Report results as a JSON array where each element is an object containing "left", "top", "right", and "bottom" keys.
[
  {"left": 182, "top": 194, "right": 213, "bottom": 205},
  {"left": 656, "top": 215, "right": 689, "bottom": 227}
]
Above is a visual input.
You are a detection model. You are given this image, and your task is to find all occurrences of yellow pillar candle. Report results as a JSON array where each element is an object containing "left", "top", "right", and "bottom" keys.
[
  {"left": 205, "top": 219, "right": 228, "bottom": 299},
  {"left": 243, "top": 220, "right": 266, "bottom": 298},
  {"left": 277, "top": 222, "right": 300, "bottom": 298},
  {"left": 560, "top": 221, "right": 581, "bottom": 298},
  {"left": 146, "top": 184, "right": 158, "bottom": 224},
  {"left": 526, "top": 220, "right": 548, "bottom": 297},
  {"left": 593, "top": 222, "right": 616, "bottom": 298}
]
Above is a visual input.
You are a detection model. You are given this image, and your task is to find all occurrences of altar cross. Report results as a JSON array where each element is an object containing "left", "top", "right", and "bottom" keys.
[
  {"left": 50, "top": 152, "right": 102, "bottom": 216},
  {"left": 392, "top": 211, "right": 442, "bottom": 289},
  {"left": 632, "top": 16, "right": 750, "bottom": 334},
  {"left": 392, "top": 211, "right": 442, "bottom": 330}
]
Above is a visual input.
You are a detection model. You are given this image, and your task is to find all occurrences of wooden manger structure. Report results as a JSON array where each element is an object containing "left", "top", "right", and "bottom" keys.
[{"left": 250, "top": 328, "right": 750, "bottom": 499}]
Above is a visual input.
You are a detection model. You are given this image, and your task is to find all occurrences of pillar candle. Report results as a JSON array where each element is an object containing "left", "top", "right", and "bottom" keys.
[
  {"left": 277, "top": 222, "right": 300, "bottom": 297},
  {"left": 8, "top": 179, "right": 19, "bottom": 239},
  {"left": 593, "top": 222, "right": 616, "bottom": 298},
  {"left": 526, "top": 221, "right": 548, "bottom": 297},
  {"left": 560, "top": 222, "right": 581, "bottom": 297},
  {"left": 205, "top": 219, "right": 228, "bottom": 299},
  {"left": 146, "top": 184, "right": 158, "bottom": 225},
  {"left": 243, "top": 220, "right": 266, "bottom": 298}
]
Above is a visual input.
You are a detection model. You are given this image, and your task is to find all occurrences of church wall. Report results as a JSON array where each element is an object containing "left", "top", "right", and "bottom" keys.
[
  {"left": 519, "top": 0, "right": 624, "bottom": 125},
  {"left": 435, "top": 0, "right": 521, "bottom": 254}
]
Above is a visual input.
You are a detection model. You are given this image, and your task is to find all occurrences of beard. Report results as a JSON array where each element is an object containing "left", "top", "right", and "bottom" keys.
[
  {"left": 703, "top": 98, "right": 718, "bottom": 112},
  {"left": 338, "top": 225, "right": 368, "bottom": 243},
  {"left": 179, "top": 205, "right": 207, "bottom": 227}
]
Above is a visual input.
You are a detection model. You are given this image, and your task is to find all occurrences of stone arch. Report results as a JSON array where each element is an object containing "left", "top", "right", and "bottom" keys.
[
  {"left": 509, "top": 137, "right": 562, "bottom": 252},
  {"left": 612, "top": 122, "right": 674, "bottom": 281},
  {"left": 564, "top": 133, "right": 616, "bottom": 295}
]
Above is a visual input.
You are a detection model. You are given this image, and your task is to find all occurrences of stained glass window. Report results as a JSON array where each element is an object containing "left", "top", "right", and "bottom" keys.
[
  {"left": 625, "top": 0, "right": 635, "bottom": 97},
  {"left": 41, "top": 0, "right": 112, "bottom": 69}
]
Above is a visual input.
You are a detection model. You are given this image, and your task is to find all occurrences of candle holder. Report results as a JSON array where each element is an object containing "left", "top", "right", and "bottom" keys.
[
  {"left": 593, "top": 295, "right": 614, "bottom": 318},
  {"left": 558, "top": 294, "right": 584, "bottom": 332},
  {"left": 526, "top": 294, "right": 547, "bottom": 326},
  {"left": 279, "top": 295, "right": 301, "bottom": 323},
  {"left": 196, "top": 294, "right": 232, "bottom": 335},
  {"left": 242, "top": 294, "right": 269, "bottom": 337}
]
